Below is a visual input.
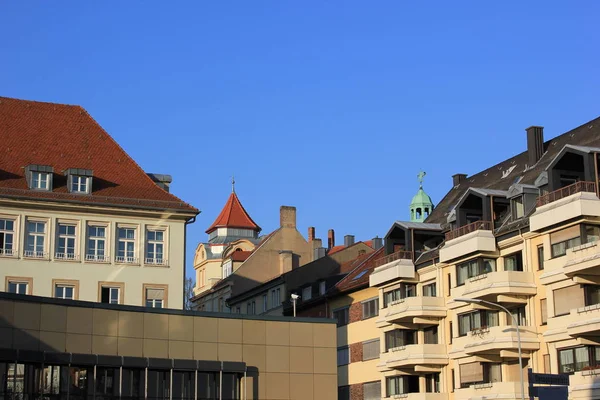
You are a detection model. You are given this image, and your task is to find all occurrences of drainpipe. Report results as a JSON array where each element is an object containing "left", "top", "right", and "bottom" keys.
[
  {"left": 184, "top": 215, "right": 197, "bottom": 310},
  {"left": 518, "top": 227, "right": 534, "bottom": 372}
]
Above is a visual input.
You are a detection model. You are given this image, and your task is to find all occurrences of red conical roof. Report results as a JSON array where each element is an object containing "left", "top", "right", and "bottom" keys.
[{"left": 205, "top": 191, "right": 261, "bottom": 234}]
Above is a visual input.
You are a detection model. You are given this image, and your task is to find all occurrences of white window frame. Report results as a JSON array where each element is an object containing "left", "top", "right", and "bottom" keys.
[
  {"left": 24, "top": 218, "right": 48, "bottom": 259},
  {"left": 262, "top": 293, "right": 268, "bottom": 312},
  {"left": 145, "top": 227, "right": 167, "bottom": 265},
  {"left": 55, "top": 221, "right": 78, "bottom": 261},
  {"left": 55, "top": 284, "right": 75, "bottom": 300},
  {"left": 31, "top": 171, "right": 50, "bottom": 190},
  {"left": 146, "top": 296, "right": 164, "bottom": 308},
  {"left": 101, "top": 286, "right": 120, "bottom": 304},
  {"left": 116, "top": 225, "right": 138, "bottom": 264},
  {"left": 0, "top": 217, "right": 17, "bottom": 257},
  {"left": 222, "top": 260, "right": 233, "bottom": 279},
  {"left": 302, "top": 286, "right": 312, "bottom": 301},
  {"left": 86, "top": 223, "right": 109, "bottom": 262},
  {"left": 7, "top": 281, "right": 28, "bottom": 295},
  {"left": 71, "top": 175, "right": 89, "bottom": 194}
]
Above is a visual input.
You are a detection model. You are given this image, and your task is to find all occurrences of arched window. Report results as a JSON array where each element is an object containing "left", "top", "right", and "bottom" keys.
[
  {"left": 235, "top": 248, "right": 242, "bottom": 252},
  {"left": 416, "top": 208, "right": 422, "bottom": 219},
  {"left": 424, "top": 207, "right": 429, "bottom": 217},
  {"left": 411, "top": 208, "right": 415, "bottom": 219}
]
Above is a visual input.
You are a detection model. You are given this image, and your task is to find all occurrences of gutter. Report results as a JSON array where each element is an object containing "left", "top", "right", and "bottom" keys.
[{"left": 184, "top": 215, "right": 197, "bottom": 310}]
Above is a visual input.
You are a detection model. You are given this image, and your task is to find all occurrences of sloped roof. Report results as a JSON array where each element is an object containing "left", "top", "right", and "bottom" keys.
[
  {"left": 426, "top": 115, "right": 600, "bottom": 224},
  {"left": 328, "top": 240, "right": 374, "bottom": 255},
  {"left": 0, "top": 96, "right": 198, "bottom": 213},
  {"left": 205, "top": 191, "right": 261, "bottom": 234},
  {"left": 230, "top": 250, "right": 252, "bottom": 262},
  {"left": 332, "top": 247, "right": 386, "bottom": 293}
]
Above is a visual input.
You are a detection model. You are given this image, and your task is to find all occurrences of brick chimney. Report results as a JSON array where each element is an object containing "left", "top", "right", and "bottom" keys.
[
  {"left": 280, "top": 206, "right": 297, "bottom": 229},
  {"left": 526, "top": 126, "right": 544, "bottom": 166},
  {"left": 327, "top": 229, "right": 335, "bottom": 250},
  {"left": 308, "top": 227, "right": 315, "bottom": 242},
  {"left": 452, "top": 174, "right": 467, "bottom": 186}
]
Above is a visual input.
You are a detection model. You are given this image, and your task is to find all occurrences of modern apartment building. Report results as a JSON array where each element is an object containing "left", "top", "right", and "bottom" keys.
[
  {"left": 0, "top": 96, "right": 198, "bottom": 309},
  {"left": 367, "top": 118, "right": 600, "bottom": 400}
]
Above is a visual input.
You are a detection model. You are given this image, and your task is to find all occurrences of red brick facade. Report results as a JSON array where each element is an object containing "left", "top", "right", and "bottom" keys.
[
  {"left": 349, "top": 302, "right": 362, "bottom": 323},
  {"left": 350, "top": 383, "right": 363, "bottom": 400},
  {"left": 350, "top": 342, "right": 362, "bottom": 363}
]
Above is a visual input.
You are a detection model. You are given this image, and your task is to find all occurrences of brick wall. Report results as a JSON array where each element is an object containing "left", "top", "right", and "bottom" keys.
[
  {"left": 349, "top": 302, "right": 362, "bottom": 323},
  {"left": 297, "top": 302, "right": 328, "bottom": 318},
  {"left": 350, "top": 383, "right": 363, "bottom": 400},
  {"left": 350, "top": 342, "right": 362, "bottom": 363}
]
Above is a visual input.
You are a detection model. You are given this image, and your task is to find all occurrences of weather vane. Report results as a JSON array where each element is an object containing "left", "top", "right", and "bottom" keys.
[
  {"left": 417, "top": 171, "right": 426, "bottom": 188},
  {"left": 231, "top": 175, "right": 236, "bottom": 193}
]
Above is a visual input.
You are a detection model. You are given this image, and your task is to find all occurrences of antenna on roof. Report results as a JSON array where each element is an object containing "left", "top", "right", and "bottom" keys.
[{"left": 231, "top": 175, "right": 236, "bottom": 193}]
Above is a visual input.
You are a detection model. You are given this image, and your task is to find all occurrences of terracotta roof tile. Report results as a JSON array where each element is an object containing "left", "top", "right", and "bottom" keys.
[
  {"left": 205, "top": 192, "right": 260, "bottom": 234},
  {"left": 230, "top": 250, "right": 252, "bottom": 262},
  {"left": 333, "top": 247, "right": 386, "bottom": 293},
  {"left": 0, "top": 96, "right": 197, "bottom": 213}
]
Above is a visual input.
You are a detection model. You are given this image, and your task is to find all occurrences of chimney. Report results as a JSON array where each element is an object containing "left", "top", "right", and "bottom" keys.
[
  {"left": 327, "top": 229, "right": 335, "bottom": 250},
  {"left": 279, "top": 250, "right": 293, "bottom": 274},
  {"left": 147, "top": 173, "right": 173, "bottom": 192},
  {"left": 313, "top": 247, "right": 327, "bottom": 260},
  {"left": 280, "top": 206, "right": 297, "bottom": 229},
  {"left": 372, "top": 236, "right": 383, "bottom": 250},
  {"left": 452, "top": 173, "right": 467, "bottom": 186},
  {"left": 308, "top": 227, "right": 315, "bottom": 242},
  {"left": 344, "top": 235, "right": 355, "bottom": 247},
  {"left": 526, "top": 126, "right": 544, "bottom": 166}
]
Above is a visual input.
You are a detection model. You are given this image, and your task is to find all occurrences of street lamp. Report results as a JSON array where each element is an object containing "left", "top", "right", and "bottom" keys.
[
  {"left": 454, "top": 297, "right": 525, "bottom": 400},
  {"left": 291, "top": 293, "right": 299, "bottom": 317}
]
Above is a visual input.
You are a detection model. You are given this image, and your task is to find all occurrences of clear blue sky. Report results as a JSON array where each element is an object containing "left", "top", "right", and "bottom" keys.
[{"left": 1, "top": 2, "right": 598, "bottom": 280}]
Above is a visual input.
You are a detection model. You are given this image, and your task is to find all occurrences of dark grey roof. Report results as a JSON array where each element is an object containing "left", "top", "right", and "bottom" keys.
[
  {"left": 426, "top": 116, "right": 600, "bottom": 224},
  {"left": 393, "top": 221, "right": 443, "bottom": 230}
]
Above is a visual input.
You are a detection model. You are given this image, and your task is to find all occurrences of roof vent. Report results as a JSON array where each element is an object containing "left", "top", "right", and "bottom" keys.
[
  {"left": 372, "top": 236, "right": 383, "bottom": 250},
  {"left": 526, "top": 126, "right": 544, "bottom": 166},
  {"left": 147, "top": 173, "right": 173, "bottom": 192},
  {"left": 452, "top": 174, "right": 467, "bottom": 186},
  {"left": 344, "top": 235, "right": 355, "bottom": 247}
]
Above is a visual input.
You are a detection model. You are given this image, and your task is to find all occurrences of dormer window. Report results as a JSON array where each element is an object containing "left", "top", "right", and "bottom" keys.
[
  {"left": 25, "top": 165, "right": 54, "bottom": 191},
  {"left": 65, "top": 168, "right": 93, "bottom": 194},
  {"left": 511, "top": 196, "right": 524, "bottom": 219}
]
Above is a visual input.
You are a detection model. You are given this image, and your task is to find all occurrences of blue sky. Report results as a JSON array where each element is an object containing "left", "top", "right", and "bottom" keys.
[{"left": 1, "top": 2, "right": 598, "bottom": 279}]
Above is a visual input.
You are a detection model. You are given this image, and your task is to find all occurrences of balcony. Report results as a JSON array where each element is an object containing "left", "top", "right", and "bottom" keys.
[
  {"left": 530, "top": 182, "right": 600, "bottom": 232},
  {"left": 454, "top": 382, "right": 523, "bottom": 400},
  {"left": 55, "top": 252, "right": 79, "bottom": 261},
  {"left": 379, "top": 296, "right": 446, "bottom": 326},
  {"left": 439, "top": 222, "right": 495, "bottom": 263},
  {"left": 569, "top": 369, "right": 600, "bottom": 400},
  {"left": 383, "top": 394, "right": 448, "bottom": 400},
  {"left": 115, "top": 256, "right": 139, "bottom": 264},
  {"left": 547, "top": 303, "right": 600, "bottom": 338},
  {"left": 564, "top": 241, "right": 600, "bottom": 277},
  {"left": 370, "top": 251, "right": 415, "bottom": 287},
  {"left": 449, "top": 271, "right": 536, "bottom": 308},
  {"left": 378, "top": 344, "right": 448, "bottom": 371},
  {"left": 0, "top": 248, "right": 16, "bottom": 257},
  {"left": 145, "top": 257, "right": 168, "bottom": 266},
  {"left": 451, "top": 325, "right": 539, "bottom": 358},
  {"left": 85, "top": 254, "right": 110, "bottom": 263},
  {"left": 23, "top": 250, "right": 48, "bottom": 259}
]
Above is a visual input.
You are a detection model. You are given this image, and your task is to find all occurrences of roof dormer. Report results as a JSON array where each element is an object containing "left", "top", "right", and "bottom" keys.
[
  {"left": 65, "top": 168, "right": 93, "bottom": 194},
  {"left": 25, "top": 164, "right": 53, "bottom": 191}
]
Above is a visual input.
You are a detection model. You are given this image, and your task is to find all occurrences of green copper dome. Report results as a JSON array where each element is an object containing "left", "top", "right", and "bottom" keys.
[{"left": 410, "top": 171, "right": 434, "bottom": 222}]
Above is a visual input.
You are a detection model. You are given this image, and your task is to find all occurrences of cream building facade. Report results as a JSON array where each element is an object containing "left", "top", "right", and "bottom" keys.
[{"left": 0, "top": 97, "right": 198, "bottom": 309}]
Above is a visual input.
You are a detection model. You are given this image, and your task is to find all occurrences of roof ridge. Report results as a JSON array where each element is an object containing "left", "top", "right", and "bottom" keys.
[{"left": 0, "top": 96, "right": 81, "bottom": 108}]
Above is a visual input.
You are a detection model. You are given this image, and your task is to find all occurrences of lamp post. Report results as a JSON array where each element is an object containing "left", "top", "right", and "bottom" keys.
[{"left": 455, "top": 297, "right": 525, "bottom": 400}]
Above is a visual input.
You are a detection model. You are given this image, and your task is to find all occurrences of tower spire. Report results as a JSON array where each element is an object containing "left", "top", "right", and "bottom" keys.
[
  {"left": 231, "top": 175, "right": 235, "bottom": 193},
  {"left": 410, "top": 171, "right": 434, "bottom": 222}
]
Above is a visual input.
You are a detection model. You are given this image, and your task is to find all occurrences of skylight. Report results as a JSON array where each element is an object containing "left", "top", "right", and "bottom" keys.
[{"left": 352, "top": 270, "right": 368, "bottom": 281}]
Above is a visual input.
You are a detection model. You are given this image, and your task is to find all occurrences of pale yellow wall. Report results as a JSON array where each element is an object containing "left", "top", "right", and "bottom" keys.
[{"left": 0, "top": 202, "right": 187, "bottom": 309}]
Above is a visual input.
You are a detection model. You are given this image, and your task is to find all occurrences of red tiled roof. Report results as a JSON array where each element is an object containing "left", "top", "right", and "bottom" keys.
[
  {"left": 333, "top": 247, "right": 385, "bottom": 293},
  {"left": 328, "top": 240, "right": 374, "bottom": 255},
  {"left": 0, "top": 97, "right": 197, "bottom": 213},
  {"left": 230, "top": 250, "right": 252, "bottom": 262},
  {"left": 205, "top": 191, "right": 261, "bottom": 234}
]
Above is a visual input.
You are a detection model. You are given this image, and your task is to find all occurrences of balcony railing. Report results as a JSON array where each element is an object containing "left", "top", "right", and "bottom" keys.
[
  {"left": 55, "top": 252, "right": 79, "bottom": 261},
  {"left": 24, "top": 250, "right": 48, "bottom": 259},
  {"left": 86, "top": 254, "right": 110, "bottom": 262},
  {"left": 375, "top": 250, "right": 412, "bottom": 267},
  {"left": 445, "top": 221, "right": 492, "bottom": 241},
  {"left": 115, "top": 256, "right": 138, "bottom": 264},
  {"left": 0, "top": 248, "right": 15, "bottom": 257},
  {"left": 145, "top": 257, "right": 167, "bottom": 266},
  {"left": 537, "top": 181, "right": 597, "bottom": 207}
]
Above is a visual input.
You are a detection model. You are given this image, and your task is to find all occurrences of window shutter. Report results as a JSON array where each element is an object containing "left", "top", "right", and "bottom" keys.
[
  {"left": 146, "top": 288, "right": 164, "bottom": 300},
  {"left": 553, "top": 285, "right": 584, "bottom": 316},
  {"left": 459, "top": 362, "right": 483, "bottom": 384},
  {"left": 362, "top": 339, "right": 380, "bottom": 361},
  {"left": 550, "top": 226, "right": 581, "bottom": 244},
  {"left": 363, "top": 381, "right": 381, "bottom": 400}
]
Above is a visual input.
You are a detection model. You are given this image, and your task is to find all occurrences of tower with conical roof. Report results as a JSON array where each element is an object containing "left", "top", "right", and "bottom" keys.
[{"left": 410, "top": 171, "right": 434, "bottom": 222}]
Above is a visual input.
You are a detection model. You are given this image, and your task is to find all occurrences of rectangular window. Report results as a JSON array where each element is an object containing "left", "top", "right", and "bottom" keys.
[
  {"left": 302, "top": 286, "right": 312, "bottom": 301},
  {"left": 96, "top": 367, "right": 120, "bottom": 398},
  {"left": 386, "top": 376, "right": 419, "bottom": 396},
  {"left": 456, "top": 258, "right": 496, "bottom": 286},
  {"left": 504, "top": 251, "right": 523, "bottom": 272},
  {"left": 449, "top": 321, "right": 453, "bottom": 344},
  {"left": 7, "top": 280, "right": 28, "bottom": 294},
  {"left": 71, "top": 176, "right": 89, "bottom": 193},
  {"left": 337, "top": 347, "right": 349, "bottom": 366},
  {"left": 510, "top": 305, "right": 527, "bottom": 326},
  {"left": 271, "top": 288, "right": 281, "bottom": 308},
  {"left": 56, "top": 223, "right": 77, "bottom": 260},
  {"left": 55, "top": 285, "right": 74, "bottom": 300},
  {"left": 363, "top": 381, "right": 381, "bottom": 400},
  {"left": 425, "top": 373, "right": 440, "bottom": 393},
  {"left": 147, "top": 370, "right": 170, "bottom": 400},
  {"left": 32, "top": 171, "right": 50, "bottom": 190},
  {"left": 0, "top": 218, "right": 15, "bottom": 256},
  {"left": 544, "top": 354, "right": 551, "bottom": 373},
  {"left": 554, "top": 285, "right": 584, "bottom": 316},
  {"left": 319, "top": 281, "right": 326, "bottom": 295},
  {"left": 512, "top": 196, "right": 524, "bottom": 219},
  {"left": 459, "top": 362, "right": 484, "bottom": 387},
  {"left": 541, "top": 298, "right": 548, "bottom": 324},
  {"left": 337, "top": 385, "right": 350, "bottom": 400},
  {"left": 447, "top": 272, "right": 452, "bottom": 296},
  {"left": 101, "top": 286, "right": 120, "bottom": 304},
  {"left": 117, "top": 227, "right": 137, "bottom": 263},
  {"left": 25, "top": 221, "right": 46, "bottom": 258},
  {"left": 333, "top": 307, "right": 349, "bottom": 327},
  {"left": 451, "top": 369, "right": 455, "bottom": 392},
  {"left": 145, "top": 287, "right": 164, "bottom": 308},
  {"left": 423, "top": 282, "right": 437, "bottom": 297},
  {"left": 362, "top": 298, "right": 379, "bottom": 320},
  {"left": 362, "top": 339, "right": 380, "bottom": 361},
  {"left": 222, "top": 260, "right": 233, "bottom": 279},
  {"left": 537, "top": 245, "right": 544, "bottom": 270},
  {"left": 172, "top": 370, "right": 195, "bottom": 400},
  {"left": 458, "top": 310, "right": 499, "bottom": 336},
  {"left": 145, "top": 229, "right": 165, "bottom": 265},
  {"left": 87, "top": 225, "right": 107, "bottom": 262},
  {"left": 385, "top": 329, "right": 416, "bottom": 350},
  {"left": 121, "top": 368, "right": 145, "bottom": 399},
  {"left": 424, "top": 326, "right": 438, "bottom": 344},
  {"left": 383, "top": 283, "right": 416, "bottom": 307},
  {"left": 262, "top": 294, "right": 268, "bottom": 312},
  {"left": 585, "top": 225, "right": 600, "bottom": 244},
  {"left": 585, "top": 285, "right": 600, "bottom": 307},
  {"left": 558, "top": 346, "right": 600, "bottom": 374},
  {"left": 551, "top": 225, "right": 582, "bottom": 257}
]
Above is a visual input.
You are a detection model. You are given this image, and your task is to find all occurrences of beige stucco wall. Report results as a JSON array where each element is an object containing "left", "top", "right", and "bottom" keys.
[
  {"left": 0, "top": 202, "right": 187, "bottom": 309},
  {"left": 0, "top": 295, "right": 338, "bottom": 400}
]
